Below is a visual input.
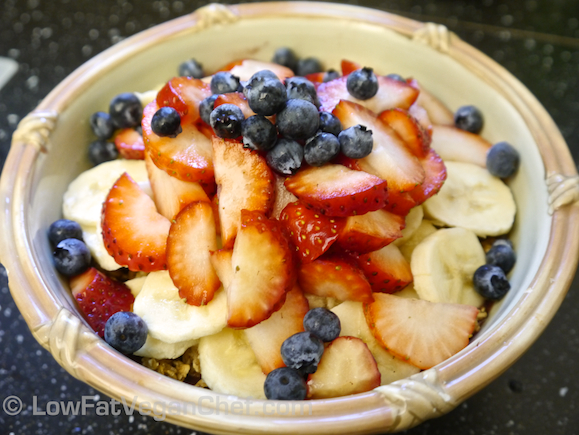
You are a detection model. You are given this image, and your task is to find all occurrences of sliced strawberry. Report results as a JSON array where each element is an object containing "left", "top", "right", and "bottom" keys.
[
  {"left": 408, "top": 148, "right": 447, "bottom": 205},
  {"left": 114, "top": 128, "right": 145, "bottom": 160},
  {"left": 214, "top": 92, "right": 256, "bottom": 119},
  {"left": 378, "top": 108, "right": 431, "bottom": 158},
  {"left": 304, "top": 72, "right": 326, "bottom": 85},
  {"left": 145, "top": 152, "right": 209, "bottom": 220},
  {"left": 408, "top": 103, "right": 433, "bottom": 132},
  {"left": 245, "top": 285, "right": 309, "bottom": 374},
  {"left": 284, "top": 164, "right": 388, "bottom": 217},
  {"left": 142, "top": 101, "right": 214, "bottom": 185},
  {"left": 364, "top": 293, "right": 479, "bottom": 369},
  {"left": 333, "top": 100, "right": 425, "bottom": 193},
  {"left": 306, "top": 336, "right": 380, "bottom": 399},
  {"left": 318, "top": 75, "right": 419, "bottom": 113},
  {"left": 298, "top": 253, "right": 373, "bottom": 303},
  {"left": 167, "top": 201, "right": 220, "bottom": 306},
  {"left": 228, "top": 210, "right": 295, "bottom": 328},
  {"left": 219, "top": 59, "right": 294, "bottom": 82},
  {"left": 270, "top": 173, "right": 298, "bottom": 219},
  {"left": 70, "top": 267, "right": 134, "bottom": 337},
  {"left": 101, "top": 172, "right": 171, "bottom": 272},
  {"left": 336, "top": 209, "right": 405, "bottom": 253},
  {"left": 383, "top": 191, "right": 416, "bottom": 216},
  {"left": 280, "top": 201, "right": 345, "bottom": 263},
  {"left": 211, "top": 194, "right": 221, "bottom": 236},
  {"left": 210, "top": 248, "right": 234, "bottom": 288},
  {"left": 411, "top": 81, "right": 454, "bottom": 126},
  {"left": 430, "top": 125, "right": 491, "bottom": 167},
  {"left": 156, "top": 76, "right": 211, "bottom": 122},
  {"left": 213, "top": 137, "right": 275, "bottom": 248},
  {"left": 357, "top": 244, "right": 413, "bottom": 293},
  {"left": 341, "top": 59, "right": 362, "bottom": 76}
]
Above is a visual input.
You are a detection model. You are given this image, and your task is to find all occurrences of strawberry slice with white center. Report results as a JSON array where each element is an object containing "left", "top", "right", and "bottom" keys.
[
  {"left": 336, "top": 209, "right": 405, "bottom": 253},
  {"left": 408, "top": 103, "right": 433, "bottom": 132},
  {"left": 430, "top": 125, "right": 492, "bottom": 167},
  {"left": 213, "top": 137, "right": 275, "bottom": 248},
  {"left": 364, "top": 293, "right": 479, "bottom": 369},
  {"left": 142, "top": 101, "right": 214, "bottom": 185},
  {"left": 298, "top": 253, "right": 373, "bottom": 303},
  {"left": 228, "top": 210, "right": 295, "bottom": 328},
  {"left": 383, "top": 191, "right": 416, "bottom": 217},
  {"left": 217, "top": 59, "right": 294, "bottom": 82},
  {"left": 357, "top": 244, "right": 413, "bottom": 293},
  {"left": 408, "top": 148, "right": 447, "bottom": 206},
  {"left": 210, "top": 248, "right": 234, "bottom": 289},
  {"left": 145, "top": 152, "right": 209, "bottom": 220},
  {"left": 167, "top": 201, "right": 220, "bottom": 306},
  {"left": 245, "top": 285, "right": 310, "bottom": 374},
  {"left": 213, "top": 92, "right": 256, "bottom": 119},
  {"left": 156, "top": 76, "right": 212, "bottom": 122},
  {"left": 114, "top": 128, "right": 145, "bottom": 160},
  {"left": 410, "top": 80, "right": 455, "bottom": 126},
  {"left": 280, "top": 201, "right": 345, "bottom": 263},
  {"left": 284, "top": 164, "right": 388, "bottom": 217},
  {"left": 318, "top": 75, "right": 419, "bottom": 114},
  {"left": 333, "top": 100, "right": 425, "bottom": 194},
  {"left": 306, "top": 336, "right": 381, "bottom": 399},
  {"left": 101, "top": 172, "right": 171, "bottom": 272},
  {"left": 340, "top": 59, "right": 361, "bottom": 76},
  {"left": 70, "top": 267, "right": 135, "bottom": 337},
  {"left": 378, "top": 108, "right": 431, "bottom": 158}
]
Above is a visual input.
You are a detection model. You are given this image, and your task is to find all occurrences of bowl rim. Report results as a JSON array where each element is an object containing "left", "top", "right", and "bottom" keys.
[{"left": 2, "top": 2, "right": 579, "bottom": 433}]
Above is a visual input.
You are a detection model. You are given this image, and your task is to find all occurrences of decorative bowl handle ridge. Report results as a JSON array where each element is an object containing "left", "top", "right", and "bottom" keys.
[
  {"left": 546, "top": 172, "right": 579, "bottom": 214},
  {"left": 11, "top": 110, "right": 58, "bottom": 153},
  {"left": 412, "top": 23, "right": 454, "bottom": 53},
  {"left": 193, "top": 3, "right": 239, "bottom": 30}
]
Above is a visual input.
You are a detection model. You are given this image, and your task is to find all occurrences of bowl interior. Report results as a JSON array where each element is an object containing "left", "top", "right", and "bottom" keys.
[{"left": 30, "top": 14, "right": 549, "bottom": 336}]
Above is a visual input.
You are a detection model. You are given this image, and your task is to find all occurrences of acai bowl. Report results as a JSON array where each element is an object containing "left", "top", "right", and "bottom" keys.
[{"left": 1, "top": 2, "right": 579, "bottom": 434}]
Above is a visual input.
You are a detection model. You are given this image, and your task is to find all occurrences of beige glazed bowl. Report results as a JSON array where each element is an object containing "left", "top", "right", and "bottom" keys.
[{"left": 2, "top": 2, "right": 579, "bottom": 433}]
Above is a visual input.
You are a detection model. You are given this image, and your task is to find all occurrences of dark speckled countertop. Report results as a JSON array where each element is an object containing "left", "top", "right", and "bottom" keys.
[{"left": 1, "top": 1, "right": 579, "bottom": 434}]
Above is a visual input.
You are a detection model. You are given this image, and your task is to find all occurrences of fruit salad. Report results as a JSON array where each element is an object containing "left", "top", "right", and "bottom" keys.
[{"left": 50, "top": 49, "right": 520, "bottom": 401}]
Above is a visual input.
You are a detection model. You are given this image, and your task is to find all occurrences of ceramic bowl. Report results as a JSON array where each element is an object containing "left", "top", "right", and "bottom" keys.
[{"left": 2, "top": 2, "right": 579, "bottom": 433}]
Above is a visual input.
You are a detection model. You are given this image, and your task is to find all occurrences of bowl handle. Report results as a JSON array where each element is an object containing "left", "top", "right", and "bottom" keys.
[{"left": 546, "top": 172, "right": 579, "bottom": 214}]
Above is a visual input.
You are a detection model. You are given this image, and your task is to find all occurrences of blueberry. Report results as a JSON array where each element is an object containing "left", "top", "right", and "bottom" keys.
[
  {"left": 486, "top": 142, "right": 520, "bottom": 178},
  {"left": 241, "top": 115, "right": 277, "bottom": 151},
  {"left": 48, "top": 219, "right": 83, "bottom": 245},
  {"left": 109, "top": 93, "right": 142, "bottom": 129},
  {"left": 266, "top": 138, "right": 303, "bottom": 176},
  {"left": 303, "top": 307, "right": 341, "bottom": 342},
  {"left": 346, "top": 67, "right": 379, "bottom": 100},
  {"left": 296, "top": 57, "right": 323, "bottom": 77},
  {"left": 304, "top": 132, "right": 340, "bottom": 166},
  {"left": 90, "top": 111, "right": 114, "bottom": 139},
  {"left": 178, "top": 58, "right": 204, "bottom": 78},
  {"left": 473, "top": 264, "right": 511, "bottom": 300},
  {"left": 210, "top": 104, "right": 244, "bottom": 139},
  {"left": 264, "top": 367, "right": 307, "bottom": 400},
  {"left": 338, "top": 125, "right": 373, "bottom": 159},
  {"left": 151, "top": 107, "right": 182, "bottom": 137},
  {"left": 246, "top": 77, "right": 287, "bottom": 116},
  {"left": 319, "top": 112, "right": 342, "bottom": 137},
  {"left": 88, "top": 139, "right": 118, "bottom": 166},
  {"left": 280, "top": 331, "right": 324, "bottom": 375},
  {"left": 272, "top": 47, "right": 298, "bottom": 72},
  {"left": 247, "top": 70, "right": 279, "bottom": 86},
  {"left": 486, "top": 240, "right": 516, "bottom": 274},
  {"left": 454, "top": 105, "right": 484, "bottom": 134},
  {"left": 199, "top": 94, "right": 218, "bottom": 125},
  {"left": 386, "top": 73, "right": 406, "bottom": 83},
  {"left": 104, "top": 311, "right": 148, "bottom": 355},
  {"left": 285, "top": 76, "right": 319, "bottom": 107},
  {"left": 323, "top": 69, "right": 340, "bottom": 82},
  {"left": 210, "top": 71, "right": 241, "bottom": 95},
  {"left": 53, "top": 238, "right": 91, "bottom": 276},
  {"left": 276, "top": 99, "right": 319, "bottom": 140}
]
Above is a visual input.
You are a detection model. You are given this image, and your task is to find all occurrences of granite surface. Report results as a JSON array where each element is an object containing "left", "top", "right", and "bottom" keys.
[{"left": 1, "top": 0, "right": 578, "bottom": 434}]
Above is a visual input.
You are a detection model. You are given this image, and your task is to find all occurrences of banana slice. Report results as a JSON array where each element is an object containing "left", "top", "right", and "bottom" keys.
[
  {"left": 198, "top": 328, "right": 266, "bottom": 399},
  {"left": 422, "top": 161, "right": 515, "bottom": 237},
  {"left": 395, "top": 282, "right": 420, "bottom": 299},
  {"left": 125, "top": 275, "right": 148, "bottom": 298},
  {"left": 398, "top": 219, "right": 437, "bottom": 263},
  {"left": 411, "top": 227, "right": 485, "bottom": 307},
  {"left": 305, "top": 294, "right": 341, "bottom": 310},
  {"left": 63, "top": 159, "right": 149, "bottom": 227},
  {"left": 332, "top": 301, "right": 419, "bottom": 385},
  {"left": 134, "top": 335, "right": 198, "bottom": 360},
  {"left": 133, "top": 271, "right": 227, "bottom": 343},
  {"left": 81, "top": 224, "right": 122, "bottom": 271},
  {"left": 392, "top": 205, "right": 423, "bottom": 247}
]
